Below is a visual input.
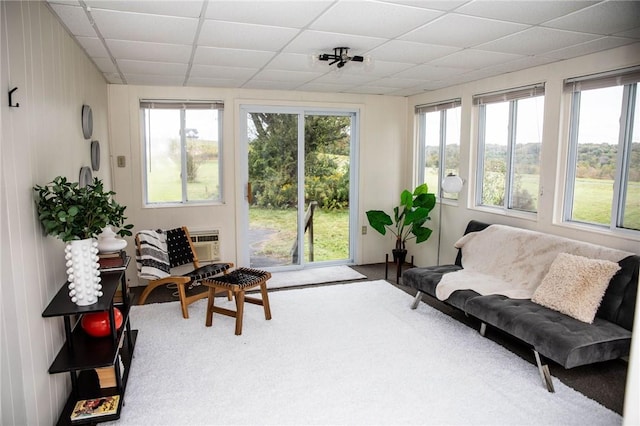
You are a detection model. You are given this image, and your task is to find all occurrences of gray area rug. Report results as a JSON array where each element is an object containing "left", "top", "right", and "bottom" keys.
[{"left": 111, "top": 280, "right": 620, "bottom": 425}]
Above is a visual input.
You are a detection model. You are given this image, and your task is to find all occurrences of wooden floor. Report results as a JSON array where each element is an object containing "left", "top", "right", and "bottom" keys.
[{"left": 130, "top": 263, "right": 628, "bottom": 415}]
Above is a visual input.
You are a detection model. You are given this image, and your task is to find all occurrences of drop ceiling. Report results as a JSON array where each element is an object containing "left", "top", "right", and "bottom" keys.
[{"left": 46, "top": 0, "right": 640, "bottom": 96}]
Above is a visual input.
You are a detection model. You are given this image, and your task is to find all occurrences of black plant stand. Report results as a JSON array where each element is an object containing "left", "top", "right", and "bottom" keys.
[{"left": 384, "top": 253, "right": 414, "bottom": 283}]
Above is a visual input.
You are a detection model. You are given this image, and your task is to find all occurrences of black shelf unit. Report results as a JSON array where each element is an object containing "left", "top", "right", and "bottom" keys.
[{"left": 42, "top": 259, "right": 137, "bottom": 425}]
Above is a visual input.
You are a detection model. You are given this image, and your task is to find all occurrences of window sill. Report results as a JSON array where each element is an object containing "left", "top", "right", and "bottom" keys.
[
  {"left": 554, "top": 220, "right": 640, "bottom": 243},
  {"left": 471, "top": 205, "right": 538, "bottom": 222}
]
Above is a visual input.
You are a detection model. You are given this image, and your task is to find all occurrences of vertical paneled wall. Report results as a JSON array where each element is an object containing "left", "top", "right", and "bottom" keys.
[{"left": 1, "top": 2, "right": 110, "bottom": 424}]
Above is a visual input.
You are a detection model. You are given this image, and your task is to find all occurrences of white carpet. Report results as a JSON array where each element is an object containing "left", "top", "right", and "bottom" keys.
[
  {"left": 265, "top": 265, "right": 365, "bottom": 289},
  {"left": 110, "top": 281, "right": 621, "bottom": 426}
]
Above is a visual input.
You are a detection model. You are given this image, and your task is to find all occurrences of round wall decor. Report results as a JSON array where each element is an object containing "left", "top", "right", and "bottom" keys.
[
  {"left": 91, "top": 140, "right": 100, "bottom": 171},
  {"left": 79, "top": 166, "right": 92, "bottom": 188},
  {"left": 81, "top": 104, "right": 93, "bottom": 139}
]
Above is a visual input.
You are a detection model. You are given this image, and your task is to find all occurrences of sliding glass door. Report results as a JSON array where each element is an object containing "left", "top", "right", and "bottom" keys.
[{"left": 240, "top": 106, "right": 358, "bottom": 270}]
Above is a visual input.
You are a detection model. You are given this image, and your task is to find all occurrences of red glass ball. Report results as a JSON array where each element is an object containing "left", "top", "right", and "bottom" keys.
[{"left": 81, "top": 308, "right": 123, "bottom": 337}]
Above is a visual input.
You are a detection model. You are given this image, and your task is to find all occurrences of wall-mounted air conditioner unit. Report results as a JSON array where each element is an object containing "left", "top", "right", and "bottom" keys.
[{"left": 189, "top": 229, "right": 220, "bottom": 262}]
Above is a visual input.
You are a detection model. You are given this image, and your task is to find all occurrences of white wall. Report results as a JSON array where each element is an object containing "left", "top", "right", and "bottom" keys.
[
  {"left": 1, "top": 2, "right": 111, "bottom": 424},
  {"left": 407, "top": 43, "right": 640, "bottom": 267},
  {"left": 108, "top": 85, "right": 408, "bottom": 285}
]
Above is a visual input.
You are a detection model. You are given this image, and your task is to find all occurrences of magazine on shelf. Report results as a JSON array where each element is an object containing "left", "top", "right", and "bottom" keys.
[{"left": 70, "top": 395, "right": 120, "bottom": 421}]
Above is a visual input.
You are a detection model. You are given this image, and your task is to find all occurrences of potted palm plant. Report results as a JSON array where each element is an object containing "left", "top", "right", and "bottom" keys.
[
  {"left": 33, "top": 176, "right": 133, "bottom": 305},
  {"left": 366, "top": 183, "right": 436, "bottom": 264}
]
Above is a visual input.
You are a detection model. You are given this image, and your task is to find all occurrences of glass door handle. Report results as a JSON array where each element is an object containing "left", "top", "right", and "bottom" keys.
[{"left": 247, "top": 182, "right": 253, "bottom": 204}]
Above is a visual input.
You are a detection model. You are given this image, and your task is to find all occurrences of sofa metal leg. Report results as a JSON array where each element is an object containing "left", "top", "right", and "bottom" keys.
[
  {"left": 534, "top": 350, "right": 555, "bottom": 393},
  {"left": 411, "top": 291, "right": 423, "bottom": 310},
  {"left": 479, "top": 322, "right": 487, "bottom": 337}
]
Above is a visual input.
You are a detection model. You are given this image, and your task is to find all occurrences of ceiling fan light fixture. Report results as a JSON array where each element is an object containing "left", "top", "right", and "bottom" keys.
[{"left": 318, "top": 47, "right": 365, "bottom": 69}]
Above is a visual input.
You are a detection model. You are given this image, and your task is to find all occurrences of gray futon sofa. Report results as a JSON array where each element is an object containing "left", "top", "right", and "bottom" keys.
[{"left": 402, "top": 220, "right": 639, "bottom": 392}]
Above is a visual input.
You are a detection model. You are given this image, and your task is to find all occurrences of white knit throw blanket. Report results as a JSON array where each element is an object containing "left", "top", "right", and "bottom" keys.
[
  {"left": 435, "top": 225, "right": 631, "bottom": 301},
  {"left": 135, "top": 230, "right": 170, "bottom": 280}
]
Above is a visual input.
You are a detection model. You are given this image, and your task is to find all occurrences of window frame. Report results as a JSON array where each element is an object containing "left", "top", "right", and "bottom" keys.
[
  {"left": 415, "top": 99, "right": 462, "bottom": 200},
  {"left": 563, "top": 66, "right": 640, "bottom": 234},
  {"left": 473, "top": 83, "right": 545, "bottom": 214},
  {"left": 140, "top": 100, "right": 224, "bottom": 207}
]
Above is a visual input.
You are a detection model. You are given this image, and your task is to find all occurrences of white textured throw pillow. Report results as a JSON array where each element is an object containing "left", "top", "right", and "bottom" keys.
[{"left": 532, "top": 253, "right": 620, "bottom": 323}]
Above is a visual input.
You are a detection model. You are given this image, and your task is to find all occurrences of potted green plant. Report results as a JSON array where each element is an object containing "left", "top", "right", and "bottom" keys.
[
  {"left": 366, "top": 183, "right": 436, "bottom": 264},
  {"left": 33, "top": 176, "right": 133, "bottom": 242},
  {"left": 33, "top": 176, "right": 133, "bottom": 305}
]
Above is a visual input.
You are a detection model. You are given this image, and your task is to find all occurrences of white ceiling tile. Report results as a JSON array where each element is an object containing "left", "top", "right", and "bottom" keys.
[
  {"left": 346, "top": 85, "right": 398, "bottom": 95},
  {"left": 543, "top": 1, "right": 640, "bottom": 35},
  {"left": 379, "top": 1, "right": 468, "bottom": 12},
  {"left": 124, "top": 74, "right": 186, "bottom": 86},
  {"left": 367, "top": 40, "right": 460, "bottom": 64},
  {"left": 477, "top": 27, "right": 599, "bottom": 55},
  {"left": 456, "top": 1, "right": 597, "bottom": 25},
  {"left": 541, "top": 36, "right": 636, "bottom": 60},
  {"left": 199, "top": 20, "right": 299, "bottom": 50},
  {"left": 312, "top": 72, "right": 380, "bottom": 85},
  {"left": 49, "top": 4, "right": 95, "bottom": 37},
  {"left": 401, "top": 13, "right": 529, "bottom": 48},
  {"left": 91, "top": 9, "right": 198, "bottom": 44},
  {"left": 266, "top": 53, "right": 317, "bottom": 72},
  {"left": 118, "top": 59, "right": 188, "bottom": 76},
  {"left": 284, "top": 30, "right": 386, "bottom": 55},
  {"left": 309, "top": 1, "right": 443, "bottom": 39},
  {"left": 104, "top": 73, "right": 123, "bottom": 84},
  {"left": 393, "top": 64, "right": 467, "bottom": 80},
  {"left": 340, "top": 59, "right": 415, "bottom": 77},
  {"left": 106, "top": 40, "right": 192, "bottom": 63},
  {"left": 252, "top": 69, "right": 324, "bottom": 83},
  {"left": 76, "top": 36, "right": 109, "bottom": 57},
  {"left": 84, "top": 0, "right": 204, "bottom": 18},
  {"left": 205, "top": 0, "right": 333, "bottom": 28},
  {"left": 242, "top": 80, "right": 305, "bottom": 90},
  {"left": 187, "top": 77, "right": 251, "bottom": 88},
  {"left": 44, "top": 0, "right": 640, "bottom": 96},
  {"left": 190, "top": 64, "right": 259, "bottom": 79},
  {"left": 193, "top": 47, "right": 276, "bottom": 68},
  {"left": 429, "top": 49, "right": 524, "bottom": 69},
  {"left": 91, "top": 57, "right": 118, "bottom": 73},
  {"left": 297, "top": 82, "right": 357, "bottom": 93},
  {"left": 476, "top": 55, "right": 559, "bottom": 76},
  {"left": 366, "top": 77, "right": 430, "bottom": 89},
  {"left": 615, "top": 27, "right": 640, "bottom": 39}
]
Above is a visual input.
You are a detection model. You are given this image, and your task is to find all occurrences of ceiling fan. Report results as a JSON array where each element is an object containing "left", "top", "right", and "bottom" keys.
[{"left": 318, "top": 47, "right": 364, "bottom": 68}]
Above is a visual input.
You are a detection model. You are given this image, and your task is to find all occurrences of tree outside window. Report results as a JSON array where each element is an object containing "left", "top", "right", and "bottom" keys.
[
  {"left": 416, "top": 100, "right": 461, "bottom": 199},
  {"left": 475, "top": 85, "right": 544, "bottom": 213},
  {"left": 141, "top": 101, "right": 223, "bottom": 205},
  {"left": 565, "top": 68, "right": 639, "bottom": 232}
]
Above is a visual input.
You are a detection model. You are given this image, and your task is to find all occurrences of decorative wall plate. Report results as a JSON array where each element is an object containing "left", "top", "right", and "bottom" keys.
[
  {"left": 91, "top": 140, "right": 100, "bottom": 171},
  {"left": 82, "top": 104, "right": 93, "bottom": 139},
  {"left": 79, "top": 166, "right": 92, "bottom": 188}
]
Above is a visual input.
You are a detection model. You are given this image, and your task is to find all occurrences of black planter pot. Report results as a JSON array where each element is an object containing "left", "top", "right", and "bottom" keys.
[{"left": 392, "top": 248, "right": 408, "bottom": 265}]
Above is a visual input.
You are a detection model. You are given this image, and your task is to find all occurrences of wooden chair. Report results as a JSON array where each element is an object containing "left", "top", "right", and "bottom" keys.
[{"left": 135, "top": 226, "right": 233, "bottom": 319}]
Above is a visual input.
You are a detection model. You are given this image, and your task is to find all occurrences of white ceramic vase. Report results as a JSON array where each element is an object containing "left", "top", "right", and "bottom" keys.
[
  {"left": 97, "top": 226, "right": 127, "bottom": 254},
  {"left": 65, "top": 238, "right": 102, "bottom": 306}
]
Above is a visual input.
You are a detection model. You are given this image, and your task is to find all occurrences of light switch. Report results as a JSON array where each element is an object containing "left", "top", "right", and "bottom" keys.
[{"left": 117, "top": 156, "right": 126, "bottom": 167}]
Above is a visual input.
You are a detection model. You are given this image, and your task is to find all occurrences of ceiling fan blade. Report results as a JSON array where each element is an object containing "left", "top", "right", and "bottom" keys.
[{"left": 352, "top": 56, "right": 364, "bottom": 62}]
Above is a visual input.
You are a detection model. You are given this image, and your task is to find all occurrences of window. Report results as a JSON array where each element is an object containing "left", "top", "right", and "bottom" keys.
[
  {"left": 564, "top": 67, "right": 640, "bottom": 232},
  {"left": 416, "top": 99, "right": 461, "bottom": 199},
  {"left": 474, "top": 84, "right": 544, "bottom": 213},
  {"left": 141, "top": 101, "right": 223, "bottom": 205}
]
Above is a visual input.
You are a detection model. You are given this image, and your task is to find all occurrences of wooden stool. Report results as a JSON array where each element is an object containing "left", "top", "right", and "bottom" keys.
[{"left": 203, "top": 268, "right": 272, "bottom": 335}]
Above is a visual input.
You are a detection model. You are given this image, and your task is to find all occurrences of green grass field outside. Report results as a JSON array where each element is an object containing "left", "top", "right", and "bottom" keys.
[
  {"left": 147, "top": 155, "right": 220, "bottom": 202},
  {"left": 249, "top": 207, "right": 350, "bottom": 262}
]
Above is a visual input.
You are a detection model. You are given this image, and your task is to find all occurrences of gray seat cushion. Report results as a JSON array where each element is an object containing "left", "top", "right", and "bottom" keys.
[
  {"left": 403, "top": 265, "right": 462, "bottom": 297},
  {"left": 464, "top": 295, "right": 632, "bottom": 368}
]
